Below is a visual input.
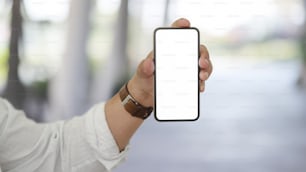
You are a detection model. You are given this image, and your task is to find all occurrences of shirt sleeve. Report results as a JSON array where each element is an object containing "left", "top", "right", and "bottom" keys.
[
  {"left": 62, "top": 102, "right": 128, "bottom": 171},
  {"left": 0, "top": 98, "right": 128, "bottom": 172}
]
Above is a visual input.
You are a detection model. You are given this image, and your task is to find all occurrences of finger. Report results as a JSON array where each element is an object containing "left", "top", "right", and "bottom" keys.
[
  {"left": 199, "top": 45, "right": 213, "bottom": 77},
  {"left": 200, "top": 81, "right": 205, "bottom": 92},
  {"left": 199, "top": 57, "right": 209, "bottom": 69},
  {"left": 171, "top": 18, "right": 191, "bottom": 28},
  {"left": 199, "top": 44, "right": 210, "bottom": 70},
  {"left": 206, "top": 58, "right": 213, "bottom": 77},
  {"left": 200, "top": 71, "right": 209, "bottom": 81},
  {"left": 200, "top": 44, "right": 209, "bottom": 59},
  {"left": 137, "top": 51, "right": 154, "bottom": 79},
  {"left": 199, "top": 57, "right": 213, "bottom": 76},
  {"left": 146, "top": 51, "right": 154, "bottom": 60}
]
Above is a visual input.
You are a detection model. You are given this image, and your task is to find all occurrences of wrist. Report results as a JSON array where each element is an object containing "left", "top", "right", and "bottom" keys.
[{"left": 127, "top": 79, "right": 153, "bottom": 107}]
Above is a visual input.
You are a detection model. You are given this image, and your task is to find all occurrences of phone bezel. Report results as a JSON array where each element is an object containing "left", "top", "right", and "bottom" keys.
[{"left": 153, "top": 27, "right": 200, "bottom": 122}]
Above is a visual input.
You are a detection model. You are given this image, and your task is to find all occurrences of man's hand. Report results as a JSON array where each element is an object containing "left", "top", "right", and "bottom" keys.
[
  {"left": 128, "top": 18, "right": 213, "bottom": 107},
  {"left": 105, "top": 18, "right": 213, "bottom": 150}
]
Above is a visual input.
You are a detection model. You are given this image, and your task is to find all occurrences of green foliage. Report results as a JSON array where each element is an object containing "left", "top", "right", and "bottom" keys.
[
  {"left": 0, "top": 49, "right": 8, "bottom": 84},
  {"left": 211, "top": 39, "right": 301, "bottom": 60},
  {"left": 238, "top": 39, "right": 301, "bottom": 60},
  {"left": 28, "top": 80, "right": 49, "bottom": 99},
  {"left": 300, "top": 37, "right": 306, "bottom": 62}
]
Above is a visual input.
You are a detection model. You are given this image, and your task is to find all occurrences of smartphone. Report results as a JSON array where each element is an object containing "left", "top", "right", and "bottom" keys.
[{"left": 154, "top": 27, "right": 200, "bottom": 121}]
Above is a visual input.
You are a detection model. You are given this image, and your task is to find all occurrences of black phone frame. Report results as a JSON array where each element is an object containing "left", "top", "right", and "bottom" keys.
[{"left": 153, "top": 27, "right": 200, "bottom": 122}]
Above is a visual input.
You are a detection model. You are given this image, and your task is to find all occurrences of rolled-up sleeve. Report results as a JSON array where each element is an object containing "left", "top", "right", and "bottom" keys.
[
  {"left": 62, "top": 102, "right": 128, "bottom": 171},
  {"left": 0, "top": 98, "right": 128, "bottom": 172}
]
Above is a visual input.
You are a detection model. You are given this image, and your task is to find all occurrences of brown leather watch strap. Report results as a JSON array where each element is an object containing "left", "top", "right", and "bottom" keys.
[{"left": 119, "top": 83, "right": 153, "bottom": 119}]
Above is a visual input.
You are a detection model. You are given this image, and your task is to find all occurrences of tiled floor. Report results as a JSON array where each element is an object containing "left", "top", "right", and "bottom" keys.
[{"left": 114, "top": 58, "right": 306, "bottom": 172}]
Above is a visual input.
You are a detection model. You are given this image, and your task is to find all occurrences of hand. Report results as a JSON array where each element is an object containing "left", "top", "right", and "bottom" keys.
[{"left": 128, "top": 18, "right": 213, "bottom": 107}]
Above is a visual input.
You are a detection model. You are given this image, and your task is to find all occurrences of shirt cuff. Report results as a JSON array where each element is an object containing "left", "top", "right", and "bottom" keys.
[{"left": 85, "top": 102, "right": 128, "bottom": 171}]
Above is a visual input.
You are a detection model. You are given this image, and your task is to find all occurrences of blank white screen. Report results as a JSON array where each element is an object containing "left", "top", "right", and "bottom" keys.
[{"left": 155, "top": 28, "right": 199, "bottom": 121}]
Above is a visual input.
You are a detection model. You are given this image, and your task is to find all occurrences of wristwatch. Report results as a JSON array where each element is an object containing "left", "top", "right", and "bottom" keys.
[{"left": 119, "top": 83, "right": 153, "bottom": 119}]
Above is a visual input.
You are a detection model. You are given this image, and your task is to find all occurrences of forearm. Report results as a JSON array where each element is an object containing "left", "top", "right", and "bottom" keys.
[
  {"left": 105, "top": 93, "right": 143, "bottom": 151},
  {"left": 105, "top": 78, "right": 153, "bottom": 151}
]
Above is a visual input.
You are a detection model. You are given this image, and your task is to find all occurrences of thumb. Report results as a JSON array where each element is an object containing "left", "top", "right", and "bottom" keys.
[
  {"left": 171, "top": 18, "right": 190, "bottom": 28},
  {"left": 136, "top": 18, "right": 190, "bottom": 79},
  {"left": 136, "top": 51, "right": 154, "bottom": 79}
]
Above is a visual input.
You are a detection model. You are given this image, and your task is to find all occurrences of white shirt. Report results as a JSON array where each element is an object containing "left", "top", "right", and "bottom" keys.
[{"left": 0, "top": 98, "right": 127, "bottom": 172}]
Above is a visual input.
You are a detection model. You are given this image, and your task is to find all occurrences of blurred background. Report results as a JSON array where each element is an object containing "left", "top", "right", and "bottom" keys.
[{"left": 1, "top": 0, "right": 306, "bottom": 171}]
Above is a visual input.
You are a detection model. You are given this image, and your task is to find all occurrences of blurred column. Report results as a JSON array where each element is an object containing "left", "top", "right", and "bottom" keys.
[
  {"left": 91, "top": 0, "right": 129, "bottom": 103},
  {"left": 48, "top": 0, "right": 92, "bottom": 120},
  {"left": 163, "top": 0, "right": 170, "bottom": 26},
  {"left": 3, "top": 0, "right": 26, "bottom": 109},
  {"left": 298, "top": 0, "right": 306, "bottom": 88}
]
